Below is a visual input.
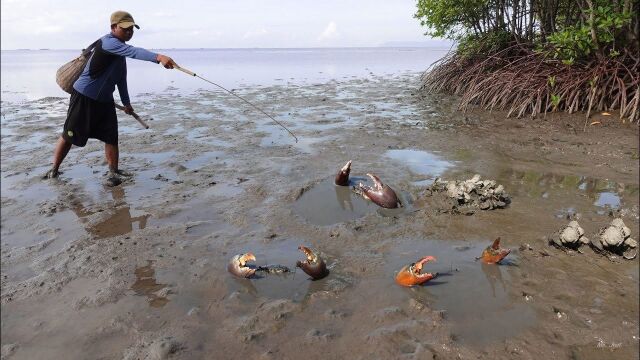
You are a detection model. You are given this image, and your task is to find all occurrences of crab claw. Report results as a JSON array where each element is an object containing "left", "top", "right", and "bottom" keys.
[
  {"left": 296, "top": 246, "right": 329, "bottom": 280},
  {"left": 228, "top": 252, "right": 257, "bottom": 278},
  {"left": 395, "top": 256, "right": 437, "bottom": 287},
  {"left": 478, "top": 238, "right": 511, "bottom": 264},
  {"left": 355, "top": 173, "right": 401, "bottom": 209},
  {"left": 335, "top": 160, "right": 352, "bottom": 186}
]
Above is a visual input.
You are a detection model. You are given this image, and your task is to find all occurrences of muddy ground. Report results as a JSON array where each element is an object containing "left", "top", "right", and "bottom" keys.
[{"left": 1, "top": 73, "right": 639, "bottom": 359}]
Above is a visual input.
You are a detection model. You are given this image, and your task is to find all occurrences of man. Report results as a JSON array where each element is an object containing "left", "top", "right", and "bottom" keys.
[{"left": 44, "top": 10, "right": 177, "bottom": 186}]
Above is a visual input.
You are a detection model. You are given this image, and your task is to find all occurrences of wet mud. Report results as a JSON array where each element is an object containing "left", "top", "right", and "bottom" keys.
[{"left": 1, "top": 73, "right": 638, "bottom": 359}]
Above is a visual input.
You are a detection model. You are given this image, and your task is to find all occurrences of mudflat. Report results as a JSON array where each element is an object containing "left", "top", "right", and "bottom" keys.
[{"left": 1, "top": 73, "right": 638, "bottom": 359}]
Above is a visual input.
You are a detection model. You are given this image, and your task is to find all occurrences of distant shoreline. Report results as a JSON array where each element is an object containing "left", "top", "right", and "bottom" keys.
[{"left": 1, "top": 46, "right": 454, "bottom": 52}]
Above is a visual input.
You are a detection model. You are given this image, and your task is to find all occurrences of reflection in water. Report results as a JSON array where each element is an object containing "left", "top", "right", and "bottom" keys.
[
  {"left": 71, "top": 186, "right": 150, "bottom": 239},
  {"left": 293, "top": 177, "right": 378, "bottom": 226},
  {"left": 131, "top": 260, "right": 169, "bottom": 308},
  {"left": 385, "top": 149, "right": 454, "bottom": 177},
  {"left": 502, "top": 169, "right": 636, "bottom": 209},
  {"left": 334, "top": 182, "right": 355, "bottom": 211},
  {"left": 480, "top": 262, "right": 507, "bottom": 298}
]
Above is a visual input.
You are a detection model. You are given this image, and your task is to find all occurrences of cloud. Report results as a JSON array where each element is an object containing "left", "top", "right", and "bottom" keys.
[
  {"left": 243, "top": 28, "right": 268, "bottom": 39},
  {"left": 318, "top": 21, "right": 339, "bottom": 41}
]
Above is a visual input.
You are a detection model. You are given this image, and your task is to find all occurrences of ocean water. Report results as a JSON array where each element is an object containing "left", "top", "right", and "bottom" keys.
[{"left": 1, "top": 47, "right": 449, "bottom": 102}]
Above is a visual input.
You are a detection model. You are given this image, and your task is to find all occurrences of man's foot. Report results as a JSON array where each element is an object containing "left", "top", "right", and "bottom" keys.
[
  {"left": 42, "top": 168, "right": 60, "bottom": 179},
  {"left": 110, "top": 169, "right": 133, "bottom": 177},
  {"left": 105, "top": 172, "right": 123, "bottom": 187}
]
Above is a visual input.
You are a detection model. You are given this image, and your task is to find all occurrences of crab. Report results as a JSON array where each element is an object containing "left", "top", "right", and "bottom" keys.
[
  {"left": 334, "top": 160, "right": 352, "bottom": 186},
  {"left": 296, "top": 246, "right": 329, "bottom": 280},
  {"left": 476, "top": 237, "right": 511, "bottom": 264},
  {"left": 395, "top": 256, "right": 437, "bottom": 287},
  {"left": 353, "top": 173, "right": 402, "bottom": 209},
  {"left": 227, "top": 253, "right": 257, "bottom": 278}
]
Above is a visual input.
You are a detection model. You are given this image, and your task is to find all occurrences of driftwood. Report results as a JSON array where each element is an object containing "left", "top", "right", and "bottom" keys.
[{"left": 420, "top": 45, "right": 640, "bottom": 124}]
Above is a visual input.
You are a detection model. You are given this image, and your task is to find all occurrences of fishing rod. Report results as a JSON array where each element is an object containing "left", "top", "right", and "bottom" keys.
[{"left": 173, "top": 65, "right": 298, "bottom": 143}]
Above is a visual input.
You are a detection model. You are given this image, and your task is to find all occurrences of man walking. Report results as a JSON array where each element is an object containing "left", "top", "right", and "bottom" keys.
[{"left": 44, "top": 10, "right": 177, "bottom": 186}]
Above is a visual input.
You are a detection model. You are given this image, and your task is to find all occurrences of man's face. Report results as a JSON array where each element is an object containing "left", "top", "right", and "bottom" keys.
[{"left": 113, "top": 25, "right": 134, "bottom": 42}]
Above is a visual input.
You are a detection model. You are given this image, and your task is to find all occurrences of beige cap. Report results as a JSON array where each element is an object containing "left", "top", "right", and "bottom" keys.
[{"left": 110, "top": 11, "right": 140, "bottom": 29}]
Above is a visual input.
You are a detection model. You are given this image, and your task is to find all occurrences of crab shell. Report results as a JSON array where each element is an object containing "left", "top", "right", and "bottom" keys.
[
  {"left": 395, "top": 256, "right": 437, "bottom": 287},
  {"left": 296, "top": 246, "right": 328, "bottom": 280},
  {"left": 334, "top": 160, "right": 352, "bottom": 186},
  {"left": 356, "top": 173, "right": 401, "bottom": 209},
  {"left": 228, "top": 253, "right": 257, "bottom": 278},
  {"left": 479, "top": 238, "right": 511, "bottom": 264}
]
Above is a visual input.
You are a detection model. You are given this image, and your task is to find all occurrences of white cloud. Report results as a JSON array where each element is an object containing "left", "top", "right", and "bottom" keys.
[
  {"left": 243, "top": 28, "right": 268, "bottom": 39},
  {"left": 318, "top": 21, "right": 339, "bottom": 41}
]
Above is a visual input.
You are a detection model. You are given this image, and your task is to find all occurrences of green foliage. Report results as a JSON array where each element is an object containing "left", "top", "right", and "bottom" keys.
[
  {"left": 414, "top": 0, "right": 488, "bottom": 40},
  {"left": 415, "top": 0, "right": 638, "bottom": 62},
  {"left": 543, "top": 5, "right": 632, "bottom": 61},
  {"left": 550, "top": 94, "right": 561, "bottom": 110}
]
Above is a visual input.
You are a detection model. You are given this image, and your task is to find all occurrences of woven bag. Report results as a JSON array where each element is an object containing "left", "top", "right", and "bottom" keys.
[{"left": 55, "top": 40, "right": 99, "bottom": 94}]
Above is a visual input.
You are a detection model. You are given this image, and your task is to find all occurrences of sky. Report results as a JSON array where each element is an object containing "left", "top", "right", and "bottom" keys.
[{"left": 0, "top": 0, "right": 452, "bottom": 50}]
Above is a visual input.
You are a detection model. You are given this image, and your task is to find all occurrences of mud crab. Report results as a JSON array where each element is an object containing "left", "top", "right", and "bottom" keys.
[
  {"left": 227, "top": 253, "right": 257, "bottom": 278},
  {"left": 476, "top": 238, "right": 511, "bottom": 264},
  {"left": 334, "top": 160, "right": 352, "bottom": 186},
  {"left": 395, "top": 256, "right": 437, "bottom": 287},
  {"left": 353, "top": 173, "right": 402, "bottom": 209},
  {"left": 296, "top": 246, "right": 329, "bottom": 280}
]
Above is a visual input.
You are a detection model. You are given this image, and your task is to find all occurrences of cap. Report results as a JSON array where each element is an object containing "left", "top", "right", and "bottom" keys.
[{"left": 110, "top": 11, "right": 140, "bottom": 29}]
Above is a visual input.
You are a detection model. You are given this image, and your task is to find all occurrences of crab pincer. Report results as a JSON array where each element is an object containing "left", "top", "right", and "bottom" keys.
[
  {"left": 228, "top": 253, "right": 257, "bottom": 278},
  {"left": 395, "top": 256, "right": 437, "bottom": 287},
  {"left": 476, "top": 238, "right": 510, "bottom": 264},
  {"left": 296, "top": 246, "right": 329, "bottom": 280},
  {"left": 335, "top": 160, "right": 352, "bottom": 186},
  {"left": 355, "top": 173, "right": 402, "bottom": 209}
]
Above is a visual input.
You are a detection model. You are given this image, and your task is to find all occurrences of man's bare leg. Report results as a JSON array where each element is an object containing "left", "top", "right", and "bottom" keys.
[
  {"left": 44, "top": 136, "right": 72, "bottom": 178},
  {"left": 105, "top": 143, "right": 132, "bottom": 176},
  {"left": 105, "top": 143, "right": 119, "bottom": 173}
]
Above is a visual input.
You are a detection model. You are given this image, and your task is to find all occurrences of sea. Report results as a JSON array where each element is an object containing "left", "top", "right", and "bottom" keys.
[{"left": 1, "top": 47, "right": 450, "bottom": 103}]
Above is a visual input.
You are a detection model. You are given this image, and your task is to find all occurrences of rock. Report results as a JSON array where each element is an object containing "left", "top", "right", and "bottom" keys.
[
  {"left": 560, "top": 227, "right": 580, "bottom": 244},
  {"left": 601, "top": 226, "right": 625, "bottom": 247}
]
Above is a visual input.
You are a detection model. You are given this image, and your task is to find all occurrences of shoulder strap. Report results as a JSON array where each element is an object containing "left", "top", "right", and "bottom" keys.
[{"left": 81, "top": 39, "right": 101, "bottom": 56}]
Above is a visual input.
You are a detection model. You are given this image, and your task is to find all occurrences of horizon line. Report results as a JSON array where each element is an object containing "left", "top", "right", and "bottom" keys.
[{"left": 1, "top": 45, "right": 455, "bottom": 51}]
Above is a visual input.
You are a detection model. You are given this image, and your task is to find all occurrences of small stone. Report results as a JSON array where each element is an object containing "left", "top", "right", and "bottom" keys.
[
  {"left": 580, "top": 236, "right": 590, "bottom": 245},
  {"left": 623, "top": 247, "right": 637, "bottom": 260},
  {"left": 590, "top": 237, "right": 604, "bottom": 251},
  {"left": 624, "top": 238, "right": 637, "bottom": 248}
]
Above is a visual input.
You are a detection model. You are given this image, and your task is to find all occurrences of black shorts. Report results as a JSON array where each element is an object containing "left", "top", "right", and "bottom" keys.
[{"left": 62, "top": 90, "right": 118, "bottom": 147}]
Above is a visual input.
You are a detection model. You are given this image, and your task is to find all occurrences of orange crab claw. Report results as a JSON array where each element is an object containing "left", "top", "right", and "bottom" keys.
[
  {"left": 395, "top": 256, "right": 437, "bottom": 287},
  {"left": 478, "top": 238, "right": 511, "bottom": 264},
  {"left": 228, "top": 252, "right": 257, "bottom": 278}
]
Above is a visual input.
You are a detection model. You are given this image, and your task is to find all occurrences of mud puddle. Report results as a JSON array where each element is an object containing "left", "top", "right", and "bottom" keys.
[
  {"left": 383, "top": 239, "right": 536, "bottom": 346},
  {"left": 292, "top": 177, "right": 410, "bottom": 226}
]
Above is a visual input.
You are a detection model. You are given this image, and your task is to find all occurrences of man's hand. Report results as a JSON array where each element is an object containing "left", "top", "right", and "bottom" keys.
[
  {"left": 124, "top": 104, "right": 134, "bottom": 115},
  {"left": 157, "top": 54, "right": 177, "bottom": 69}
]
